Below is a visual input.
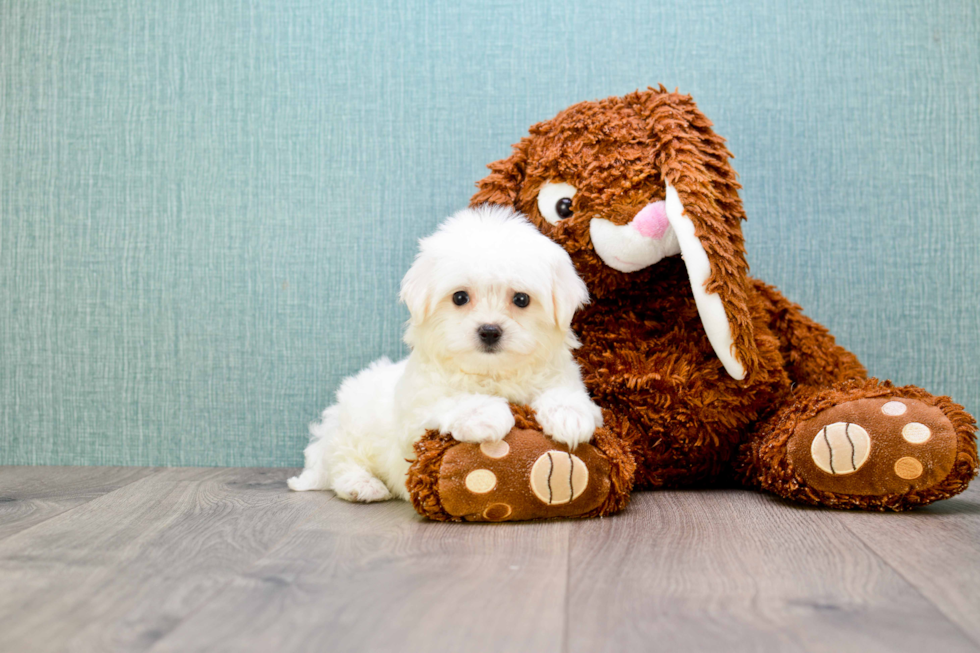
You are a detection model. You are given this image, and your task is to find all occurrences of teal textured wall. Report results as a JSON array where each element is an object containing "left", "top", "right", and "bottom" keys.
[{"left": 1, "top": 0, "right": 978, "bottom": 466}]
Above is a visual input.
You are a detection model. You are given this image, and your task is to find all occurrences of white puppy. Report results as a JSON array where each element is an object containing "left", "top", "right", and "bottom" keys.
[{"left": 288, "top": 205, "right": 603, "bottom": 502}]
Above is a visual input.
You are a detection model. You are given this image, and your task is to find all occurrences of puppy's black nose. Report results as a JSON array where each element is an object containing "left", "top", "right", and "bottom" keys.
[{"left": 477, "top": 324, "right": 503, "bottom": 348}]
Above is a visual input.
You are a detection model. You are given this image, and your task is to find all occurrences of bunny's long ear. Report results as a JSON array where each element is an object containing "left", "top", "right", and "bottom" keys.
[{"left": 630, "top": 87, "right": 761, "bottom": 381}]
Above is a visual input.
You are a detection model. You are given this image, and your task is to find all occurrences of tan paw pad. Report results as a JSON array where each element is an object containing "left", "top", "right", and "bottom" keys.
[
  {"left": 810, "top": 422, "right": 871, "bottom": 475},
  {"left": 530, "top": 451, "right": 588, "bottom": 505},
  {"left": 479, "top": 440, "right": 510, "bottom": 459},
  {"left": 465, "top": 469, "right": 497, "bottom": 493},
  {"left": 894, "top": 457, "right": 923, "bottom": 480},
  {"left": 901, "top": 422, "right": 931, "bottom": 444},
  {"left": 482, "top": 503, "right": 512, "bottom": 521},
  {"left": 881, "top": 401, "right": 908, "bottom": 416}
]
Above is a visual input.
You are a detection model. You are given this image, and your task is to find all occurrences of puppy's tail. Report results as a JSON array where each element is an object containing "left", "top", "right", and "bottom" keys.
[{"left": 287, "top": 406, "right": 340, "bottom": 492}]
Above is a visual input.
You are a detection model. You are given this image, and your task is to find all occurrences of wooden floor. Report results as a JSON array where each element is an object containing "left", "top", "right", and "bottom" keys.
[{"left": 1, "top": 468, "right": 979, "bottom": 653}]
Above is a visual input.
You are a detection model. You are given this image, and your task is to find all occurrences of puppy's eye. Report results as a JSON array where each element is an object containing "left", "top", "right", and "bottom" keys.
[
  {"left": 452, "top": 290, "right": 469, "bottom": 306},
  {"left": 536, "top": 181, "right": 577, "bottom": 225},
  {"left": 513, "top": 292, "right": 530, "bottom": 308}
]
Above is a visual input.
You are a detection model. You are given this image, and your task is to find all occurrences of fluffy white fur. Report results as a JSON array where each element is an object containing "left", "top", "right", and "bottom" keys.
[{"left": 288, "top": 205, "right": 603, "bottom": 502}]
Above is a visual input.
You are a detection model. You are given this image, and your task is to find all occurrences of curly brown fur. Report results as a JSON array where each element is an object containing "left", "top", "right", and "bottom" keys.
[
  {"left": 458, "top": 86, "right": 978, "bottom": 511},
  {"left": 408, "top": 431, "right": 460, "bottom": 521},
  {"left": 568, "top": 258, "right": 792, "bottom": 490},
  {"left": 580, "top": 410, "right": 637, "bottom": 518},
  {"left": 750, "top": 280, "right": 867, "bottom": 388}
]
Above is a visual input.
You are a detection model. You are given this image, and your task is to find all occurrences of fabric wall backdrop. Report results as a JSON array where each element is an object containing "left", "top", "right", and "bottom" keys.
[{"left": 1, "top": 0, "right": 978, "bottom": 467}]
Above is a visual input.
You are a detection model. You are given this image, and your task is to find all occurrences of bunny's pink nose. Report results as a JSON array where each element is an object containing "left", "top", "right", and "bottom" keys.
[{"left": 631, "top": 200, "right": 670, "bottom": 239}]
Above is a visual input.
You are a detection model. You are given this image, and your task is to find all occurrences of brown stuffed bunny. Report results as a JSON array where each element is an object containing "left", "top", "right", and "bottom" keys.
[{"left": 407, "top": 86, "right": 978, "bottom": 521}]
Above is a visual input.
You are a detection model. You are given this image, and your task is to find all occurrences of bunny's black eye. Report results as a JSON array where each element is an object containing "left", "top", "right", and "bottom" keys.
[
  {"left": 555, "top": 198, "right": 573, "bottom": 219},
  {"left": 452, "top": 291, "right": 469, "bottom": 306},
  {"left": 513, "top": 292, "right": 530, "bottom": 308},
  {"left": 536, "top": 182, "right": 577, "bottom": 225}
]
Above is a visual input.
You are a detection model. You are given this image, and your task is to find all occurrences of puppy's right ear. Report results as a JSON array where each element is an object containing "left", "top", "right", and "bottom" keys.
[
  {"left": 470, "top": 139, "right": 530, "bottom": 208},
  {"left": 399, "top": 253, "right": 435, "bottom": 325}
]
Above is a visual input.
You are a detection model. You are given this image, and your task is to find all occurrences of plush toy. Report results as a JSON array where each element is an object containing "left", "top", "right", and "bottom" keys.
[{"left": 406, "top": 86, "right": 978, "bottom": 521}]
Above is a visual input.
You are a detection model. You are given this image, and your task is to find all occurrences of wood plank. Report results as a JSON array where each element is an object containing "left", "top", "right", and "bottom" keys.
[
  {"left": 148, "top": 497, "right": 570, "bottom": 653},
  {"left": 835, "top": 485, "right": 980, "bottom": 646},
  {"left": 565, "top": 489, "right": 978, "bottom": 653},
  {"left": 0, "top": 467, "right": 323, "bottom": 653},
  {"left": 0, "top": 466, "right": 156, "bottom": 541},
  {"left": 4, "top": 466, "right": 978, "bottom": 653}
]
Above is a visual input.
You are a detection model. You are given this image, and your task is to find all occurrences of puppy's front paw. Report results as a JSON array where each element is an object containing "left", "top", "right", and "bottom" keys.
[
  {"left": 332, "top": 470, "right": 392, "bottom": 503},
  {"left": 451, "top": 399, "right": 516, "bottom": 443},
  {"left": 534, "top": 392, "right": 603, "bottom": 448}
]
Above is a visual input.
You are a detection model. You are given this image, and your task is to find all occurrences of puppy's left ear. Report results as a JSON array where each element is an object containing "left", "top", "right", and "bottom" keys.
[
  {"left": 399, "top": 253, "right": 435, "bottom": 326},
  {"left": 550, "top": 251, "right": 590, "bottom": 333}
]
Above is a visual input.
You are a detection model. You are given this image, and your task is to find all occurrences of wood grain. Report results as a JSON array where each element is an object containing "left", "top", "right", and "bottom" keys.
[
  {"left": 834, "top": 485, "right": 980, "bottom": 646},
  {"left": 148, "top": 497, "right": 570, "bottom": 653},
  {"left": 0, "top": 468, "right": 323, "bottom": 653},
  {"left": 2, "top": 467, "right": 979, "bottom": 653},
  {"left": 564, "top": 489, "right": 979, "bottom": 653},
  {"left": 0, "top": 466, "right": 156, "bottom": 541}
]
